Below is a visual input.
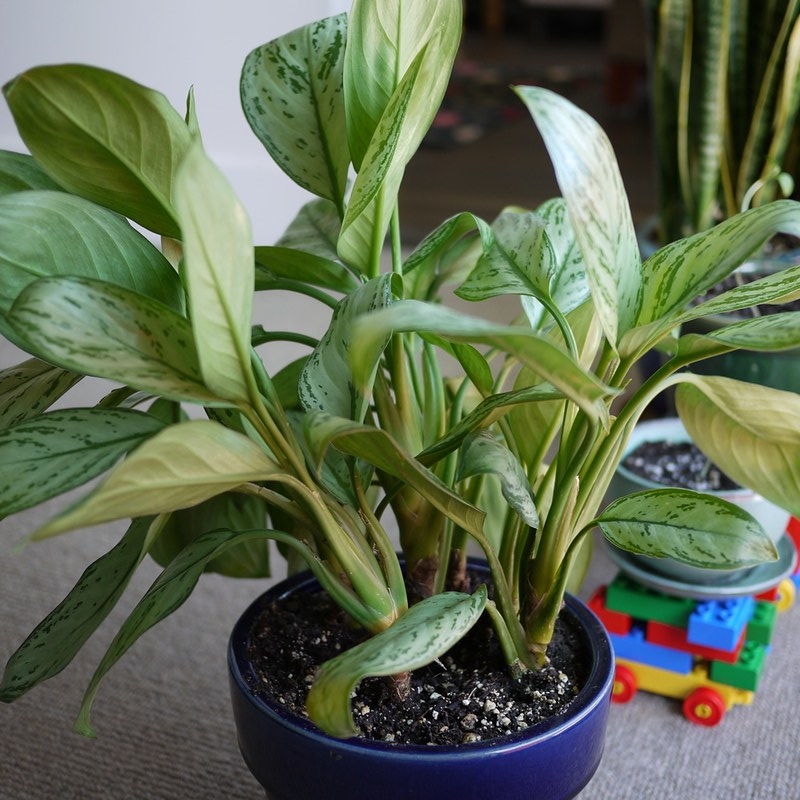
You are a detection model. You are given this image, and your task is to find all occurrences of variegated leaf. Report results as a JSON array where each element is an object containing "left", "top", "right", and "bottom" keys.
[
  {"left": 8, "top": 276, "right": 222, "bottom": 405},
  {"left": 306, "top": 587, "right": 487, "bottom": 737},
  {"left": 27, "top": 420, "right": 280, "bottom": 540},
  {"left": 174, "top": 142, "right": 255, "bottom": 404},
  {"left": 597, "top": 488, "right": 778, "bottom": 567},
  {"left": 241, "top": 15, "right": 350, "bottom": 213},
  {"left": 3, "top": 65, "right": 191, "bottom": 237},
  {"left": 675, "top": 375, "right": 800, "bottom": 517},
  {"left": 0, "top": 358, "right": 81, "bottom": 430},
  {"left": 0, "top": 517, "right": 153, "bottom": 701},
  {"left": 0, "top": 408, "right": 166, "bottom": 516},
  {"left": 515, "top": 86, "right": 641, "bottom": 347},
  {"left": 457, "top": 431, "right": 538, "bottom": 527}
]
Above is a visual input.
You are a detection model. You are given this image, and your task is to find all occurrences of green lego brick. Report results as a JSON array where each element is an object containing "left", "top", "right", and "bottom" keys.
[
  {"left": 605, "top": 573, "right": 695, "bottom": 626},
  {"left": 746, "top": 601, "right": 778, "bottom": 646},
  {"left": 709, "top": 641, "right": 768, "bottom": 692}
]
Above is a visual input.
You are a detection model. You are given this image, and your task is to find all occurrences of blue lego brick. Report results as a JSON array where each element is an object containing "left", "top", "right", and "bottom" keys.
[
  {"left": 687, "top": 597, "right": 755, "bottom": 652},
  {"left": 610, "top": 623, "right": 694, "bottom": 674}
]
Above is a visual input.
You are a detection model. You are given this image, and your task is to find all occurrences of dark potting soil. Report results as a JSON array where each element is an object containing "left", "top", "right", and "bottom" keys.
[
  {"left": 245, "top": 580, "right": 589, "bottom": 746},
  {"left": 623, "top": 439, "right": 739, "bottom": 492}
]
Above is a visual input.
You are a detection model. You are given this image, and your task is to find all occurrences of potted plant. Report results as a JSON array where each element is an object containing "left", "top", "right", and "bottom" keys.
[{"left": 2, "top": 1, "right": 800, "bottom": 798}]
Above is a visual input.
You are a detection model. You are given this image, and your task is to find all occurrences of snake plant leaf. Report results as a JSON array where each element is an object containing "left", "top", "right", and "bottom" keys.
[
  {"left": 596, "top": 488, "right": 778, "bottom": 568},
  {"left": 0, "top": 516, "right": 154, "bottom": 702},
  {"left": 8, "top": 276, "right": 224, "bottom": 405},
  {"left": 344, "top": 0, "right": 461, "bottom": 171},
  {"left": 0, "top": 358, "right": 81, "bottom": 430},
  {"left": 26, "top": 420, "right": 280, "bottom": 540},
  {"left": 150, "top": 492, "right": 270, "bottom": 578},
  {"left": 0, "top": 150, "right": 61, "bottom": 195},
  {"left": 350, "top": 300, "right": 615, "bottom": 427},
  {"left": 299, "top": 274, "right": 397, "bottom": 421},
  {"left": 174, "top": 142, "right": 255, "bottom": 404},
  {"left": 457, "top": 431, "right": 538, "bottom": 528},
  {"left": 3, "top": 64, "right": 191, "bottom": 237},
  {"left": 0, "top": 190, "right": 185, "bottom": 344},
  {"left": 240, "top": 14, "right": 350, "bottom": 215},
  {"left": 0, "top": 408, "right": 166, "bottom": 517},
  {"left": 515, "top": 86, "right": 641, "bottom": 348},
  {"left": 306, "top": 587, "right": 487, "bottom": 738},
  {"left": 675, "top": 375, "right": 800, "bottom": 517},
  {"left": 303, "top": 411, "right": 485, "bottom": 537}
]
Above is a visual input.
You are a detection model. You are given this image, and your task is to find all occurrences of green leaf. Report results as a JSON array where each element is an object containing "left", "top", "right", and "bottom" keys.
[
  {"left": 241, "top": 14, "right": 350, "bottom": 214},
  {"left": 0, "top": 150, "right": 61, "bottom": 195},
  {"left": 299, "top": 274, "right": 397, "bottom": 421},
  {"left": 596, "top": 488, "right": 778, "bottom": 568},
  {"left": 3, "top": 64, "right": 191, "bottom": 237},
  {"left": 306, "top": 587, "right": 487, "bottom": 738},
  {"left": 150, "top": 493, "right": 270, "bottom": 578},
  {"left": 0, "top": 408, "right": 166, "bottom": 517},
  {"left": 174, "top": 142, "right": 255, "bottom": 404},
  {"left": 675, "top": 375, "right": 800, "bottom": 517},
  {"left": 27, "top": 420, "right": 280, "bottom": 540},
  {"left": 515, "top": 86, "right": 641, "bottom": 347},
  {"left": 350, "top": 300, "right": 615, "bottom": 427},
  {"left": 303, "top": 411, "right": 485, "bottom": 537},
  {"left": 273, "top": 198, "right": 342, "bottom": 262},
  {"left": 0, "top": 190, "right": 185, "bottom": 344},
  {"left": 457, "top": 431, "right": 538, "bottom": 528},
  {"left": 0, "top": 358, "right": 81, "bottom": 430},
  {"left": 0, "top": 516, "right": 154, "bottom": 702},
  {"left": 74, "top": 526, "right": 279, "bottom": 736},
  {"left": 8, "top": 276, "right": 223, "bottom": 405},
  {"left": 255, "top": 247, "right": 358, "bottom": 294},
  {"left": 701, "top": 310, "right": 800, "bottom": 351}
]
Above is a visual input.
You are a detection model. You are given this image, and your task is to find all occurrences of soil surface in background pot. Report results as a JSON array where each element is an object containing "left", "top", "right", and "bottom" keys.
[
  {"left": 245, "top": 575, "right": 589, "bottom": 746},
  {"left": 623, "top": 439, "right": 738, "bottom": 492}
]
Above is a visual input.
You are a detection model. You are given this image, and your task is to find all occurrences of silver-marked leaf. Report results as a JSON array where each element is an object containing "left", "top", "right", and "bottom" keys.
[
  {"left": 306, "top": 587, "right": 487, "bottom": 737},
  {"left": 74, "top": 526, "right": 279, "bottom": 736},
  {"left": 0, "top": 408, "right": 166, "bottom": 516},
  {"left": 0, "top": 150, "right": 61, "bottom": 195},
  {"left": 299, "top": 274, "right": 397, "bottom": 421},
  {"left": 175, "top": 143, "right": 255, "bottom": 404},
  {"left": 0, "top": 190, "right": 184, "bottom": 344},
  {"left": 675, "top": 375, "right": 800, "bottom": 516},
  {"left": 457, "top": 431, "right": 538, "bottom": 527},
  {"left": 350, "top": 300, "right": 615, "bottom": 427},
  {"left": 701, "top": 311, "right": 800, "bottom": 351},
  {"left": 8, "top": 276, "right": 222, "bottom": 405},
  {"left": 0, "top": 516, "right": 153, "bottom": 701},
  {"left": 515, "top": 86, "right": 641, "bottom": 347},
  {"left": 3, "top": 65, "right": 191, "bottom": 237},
  {"left": 28, "top": 420, "right": 280, "bottom": 540},
  {"left": 0, "top": 358, "right": 81, "bottom": 430},
  {"left": 241, "top": 14, "right": 350, "bottom": 214},
  {"left": 150, "top": 492, "right": 270, "bottom": 578},
  {"left": 303, "top": 411, "right": 485, "bottom": 537},
  {"left": 597, "top": 488, "right": 778, "bottom": 568}
]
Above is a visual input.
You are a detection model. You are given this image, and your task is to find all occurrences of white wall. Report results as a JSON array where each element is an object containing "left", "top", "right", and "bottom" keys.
[{"left": 0, "top": 0, "right": 349, "bottom": 243}]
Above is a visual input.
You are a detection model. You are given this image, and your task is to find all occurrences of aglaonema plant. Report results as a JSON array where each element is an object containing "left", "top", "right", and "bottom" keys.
[{"left": 1, "top": 0, "right": 800, "bottom": 743}]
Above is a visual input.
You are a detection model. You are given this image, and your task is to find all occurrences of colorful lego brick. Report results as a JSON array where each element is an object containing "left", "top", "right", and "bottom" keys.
[
  {"left": 646, "top": 619, "right": 743, "bottom": 664},
  {"left": 610, "top": 624, "right": 694, "bottom": 674},
  {"left": 709, "top": 641, "right": 768, "bottom": 692},
  {"left": 687, "top": 596, "right": 755, "bottom": 652},
  {"left": 605, "top": 573, "right": 695, "bottom": 627},
  {"left": 746, "top": 601, "right": 778, "bottom": 646},
  {"left": 588, "top": 586, "right": 632, "bottom": 635}
]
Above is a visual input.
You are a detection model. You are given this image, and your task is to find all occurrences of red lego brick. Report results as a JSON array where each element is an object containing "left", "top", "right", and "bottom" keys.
[
  {"left": 588, "top": 586, "right": 632, "bottom": 635},
  {"left": 646, "top": 619, "right": 743, "bottom": 664}
]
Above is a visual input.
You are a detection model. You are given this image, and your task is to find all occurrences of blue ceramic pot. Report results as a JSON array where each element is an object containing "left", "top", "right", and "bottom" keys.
[{"left": 228, "top": 565, "right": 614, "bottom": 800}]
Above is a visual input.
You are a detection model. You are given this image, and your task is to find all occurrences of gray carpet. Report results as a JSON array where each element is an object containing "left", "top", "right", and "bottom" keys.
[{"left": 2, "top": 508, "right": 798, "bottom": 798}]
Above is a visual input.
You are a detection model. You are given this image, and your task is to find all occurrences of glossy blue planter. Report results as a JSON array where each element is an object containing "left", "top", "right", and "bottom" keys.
[{"left": 228, "top": 567, "right": 614, "bottom": 800}]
